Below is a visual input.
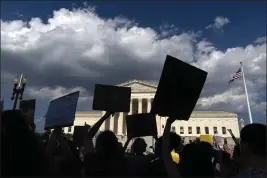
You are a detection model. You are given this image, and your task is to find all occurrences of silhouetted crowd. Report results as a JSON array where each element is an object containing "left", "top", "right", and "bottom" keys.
[{"left": 2, "top": 110, "right": 266, "bottom": 177}]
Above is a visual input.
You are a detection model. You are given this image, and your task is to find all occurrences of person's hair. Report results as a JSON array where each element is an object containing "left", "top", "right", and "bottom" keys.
[
  {"left": 155, "top": 133, "right": 182, "bottom": 157},
  {"left": 1, "top": 110, "right": 49, "bottom": 176},
  {"left": 240, "top": 123, "right": 266, "bottom": 157},
  {"left": 131, "top": 137, "right": 147, "bottom": 154},
  {"left": 95, "top": 130, "right": 118, "bottom": 155},
  {"left": 170, "top": 132, "right": 181, "bottom": 150},
  {"left": 180, "top": 142, "right": 214, "bottom": 177}
]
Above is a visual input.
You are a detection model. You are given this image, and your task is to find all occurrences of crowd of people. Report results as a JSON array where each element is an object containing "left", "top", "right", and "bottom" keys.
[{"left": 2, "top": 110, "right": 266, "bottom": 177}]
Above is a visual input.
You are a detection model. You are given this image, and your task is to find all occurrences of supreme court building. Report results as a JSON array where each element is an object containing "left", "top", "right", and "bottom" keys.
[{"left": 64, "top": 80, "right": 240, "bottom": 147}]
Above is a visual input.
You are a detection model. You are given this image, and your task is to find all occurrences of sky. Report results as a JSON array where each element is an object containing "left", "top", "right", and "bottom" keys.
[{"left": 1, "top": 1, "right": 266, "bottom": 133}]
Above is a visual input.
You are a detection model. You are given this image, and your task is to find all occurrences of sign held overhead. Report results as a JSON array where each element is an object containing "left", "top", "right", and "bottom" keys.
[
  {"left": 93, "top": 84, "right": 131, "bottom": 112},
  {"left": 19, "top": 99, "right": 36, "bottom": 126},
  {"left": 126, "top": 113, "right": 157, "bottom": 138},
  {"left": 151, "top": 55, "right": 208, "bottom": 120},
  {"left": 44, "top": 91, "right": 80, "bottom": 130}
]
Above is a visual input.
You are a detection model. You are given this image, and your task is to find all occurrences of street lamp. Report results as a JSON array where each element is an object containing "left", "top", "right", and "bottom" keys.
[
  {"left": 11, "top": 74, "right": 28, "bottom": 110},
  {"left": 239, "top": 118, "right": 245, "bottom": 129}
]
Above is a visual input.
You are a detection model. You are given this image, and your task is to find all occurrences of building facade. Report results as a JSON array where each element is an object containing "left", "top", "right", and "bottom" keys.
[{"left": 64, "top": 80, "right": 240, "bottom": 147}]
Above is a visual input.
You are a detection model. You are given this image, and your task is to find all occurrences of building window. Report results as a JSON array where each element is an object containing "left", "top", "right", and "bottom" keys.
[
  {"left": 196, "top": 127, "right": 201, "bottom": 134},
  {"left": 224, "top": 138, "right": 228, "bottom": 145},
  {"left": 222, "top": 127, "right": 226, "bottom": 134},
  {"left": 162, "top": 125, "right": 164, "bottom": 129},
  {"left": 68, "top": 127, "right": 72, "bottom": 133},
  {"left": 213, "top": 127, "right": 218, "bottom": 134},
  {"left": 188, "top": 127, "right": 192, "bottom": 134},
  {"left": 180, "top": 127, "right": 184, "bottom": 134},
  {"left": 171, "top": 126, "right": 176, "bottom": 133},
  {"left": 205, "top": 127, "right": 209, "bottom": 134}
]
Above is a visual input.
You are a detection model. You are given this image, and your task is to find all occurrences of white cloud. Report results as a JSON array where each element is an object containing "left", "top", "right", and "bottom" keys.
[
  {"left": 206, "top": 16, "right": 230, "bottom": 30},
  {"left": 254, "top": 36, "right": 266, "bottom": 44},
  {"left": 26, "top": 86, "right": 91, "bottom": 103},
  {"left": 0, "top": 7, "right": 266, "bottom": 122}
]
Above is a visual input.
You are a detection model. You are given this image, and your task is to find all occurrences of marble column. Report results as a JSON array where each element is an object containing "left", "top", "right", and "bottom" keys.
[
  {"left": 156, "top": 115, "right": 161, "bottom": 136},
  {"left": 138, "top": 99, "right": 142, "bottom": 113},
  {"left": 109, "top": 115, "right": 114, "bottom": 132},
  {"left": 147, "top": 98, "right": 152, "bottom": 113},
  {"left": 129, "top": 99, "right": 133, "bottom": 115},
  {"left": 117, "top": 112, "right": 123, "bottom": 135}
]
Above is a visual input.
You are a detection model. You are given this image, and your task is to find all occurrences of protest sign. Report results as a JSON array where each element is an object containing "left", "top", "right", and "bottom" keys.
[
  {"left": 213, "top": 135, "right": 222, "bottom": 145},
  {"left": 0, "top": 100, "right": 3, "bottom": 113},
  {"left": 73, "top": 126, "right": 89, "bottom": 147},
  {"left": 93, "top": 84, "right": 131, "bottom": 112},
  {"left": 151, "top": 55, "right": 207, "bottom": 120},
  {"left": 200, "top": 134, "right": 213, "bottom": 145},
  {"left": 126, "top": 113, "right": 157, "bottom": 138},
  {"left": 19, "top": 99, "right": 36, "bottom": 126},
  {"left": 44, "top": 91, "right": 80, "bottom": 130}
]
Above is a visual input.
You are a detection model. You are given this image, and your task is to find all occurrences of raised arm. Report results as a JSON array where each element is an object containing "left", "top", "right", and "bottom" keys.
[
  {"left": 87, "top": 111, "right": 114, "bottom": 138},
  {"left": 123, "top": 136, "right": 133, "bottom": 153},
  {"left": 84, "top": 111, "right": 114, "bottom": 155},
  {"left": 162, "top": 117, "right": 180, "bottom": 177}
]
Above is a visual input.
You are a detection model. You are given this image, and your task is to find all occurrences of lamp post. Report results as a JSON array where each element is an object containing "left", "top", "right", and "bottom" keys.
[
  {"left": 239, "top": 118, "right": 245, "bottom": 129},
  {"left": 11, "top": 73, "right": 28, "bottom": 110}
]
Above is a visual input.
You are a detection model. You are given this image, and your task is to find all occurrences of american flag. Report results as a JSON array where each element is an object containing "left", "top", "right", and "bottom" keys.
[{"left": 229, "top": 68, "right": 242, "bottom": 83}]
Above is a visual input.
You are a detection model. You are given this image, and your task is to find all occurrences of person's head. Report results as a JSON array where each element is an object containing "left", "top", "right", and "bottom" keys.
[
  {"left": 1, "top": 110, "right": 46, "bottom": 176},
  {"left": 155, "top": 133, "right": 182, "bottom": 157},
  {"left": 240, "top": 123, "right": 266, "bottom": 160},
  {"left": 170, "top": 132, "right": 181, "bottom": 151},
  {"left": 131, "top": 138, "right": 147, "bottom": 155},
  {"left": 95, "top": 130, "right": 118, "bottom": 156},
  {"left": 180, "top": 142, "right": 214, "bottom": 177}
]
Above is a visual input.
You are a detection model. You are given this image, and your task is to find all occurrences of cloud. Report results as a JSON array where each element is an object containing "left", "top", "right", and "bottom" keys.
[
  {"left": 206, "top": 16, "right": 230, "bottom": 31},
  {"left": 1, "top": 7, "right": 266, "bottom": 124},
  {"left": 254, "top": 36, "right": 266, "bottom": 44},
  {"left": 26, "top": 86, "right": 91, "bottom": 103}
]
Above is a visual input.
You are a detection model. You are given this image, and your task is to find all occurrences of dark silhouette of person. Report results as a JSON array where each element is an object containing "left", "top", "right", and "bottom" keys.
[
  {"left": 179, "top": 142, "right": 215, "bottom": 177},
  {"left": 147, "top": 133, "right": 181, "bottom": 177},
  {"left": 84, "top": 130, "right": 127, "bottom": 177},
  {"left": 126, "top": 138, "right": 151, "bottom": 176},
  {"left": 237, "top": 123, "right": 266, "bottom": 178},
  {"left": 1, "top": 110, "right": 51, "bottom": 177}
]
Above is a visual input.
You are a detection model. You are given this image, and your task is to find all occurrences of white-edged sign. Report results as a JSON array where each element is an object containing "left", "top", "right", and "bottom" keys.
[{"left": 44, "top": 91, "right": 80, "bottom": 130}]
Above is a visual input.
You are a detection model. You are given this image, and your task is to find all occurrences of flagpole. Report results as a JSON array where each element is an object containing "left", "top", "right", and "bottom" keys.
[{"left": 240, "top": 62, "right": 253, "bottom": 124}]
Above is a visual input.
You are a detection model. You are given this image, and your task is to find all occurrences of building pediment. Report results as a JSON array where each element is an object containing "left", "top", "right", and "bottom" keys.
[{"left": 117, "top": 79, "right": 157, "bottom": 93}]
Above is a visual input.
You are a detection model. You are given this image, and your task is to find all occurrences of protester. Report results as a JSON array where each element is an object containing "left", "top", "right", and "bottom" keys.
[
  {"left": 1, "top": 110, "right": 51, "bottom": 177},
  {"left": 146, "top": 134, "right": 181, "bottom": 177},
  {"left": 237, "top": 123, "right": 266, "bottom": 178},
  {"left": 2, "top": 105, "right": 266, "bottom": 178}
]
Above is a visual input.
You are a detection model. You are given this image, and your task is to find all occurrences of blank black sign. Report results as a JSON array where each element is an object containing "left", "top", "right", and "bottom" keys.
[
  {"left": 151, "top": 55, "right": 207, "bottom": 120},
  {"left": 126, "top": 113, "right": 157, "bottom": 138},
  {"left": 0, "top": 100, "right": 3, "bottom": 113},
  {"left": 93, "top": 84, "right": 131, "bottom": 112},
  {"left": 73, "top": 126, "right": 90, "bottom": 147},
  {"left": 19, "top": 99, "right": 36, "bottom": 125}
]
